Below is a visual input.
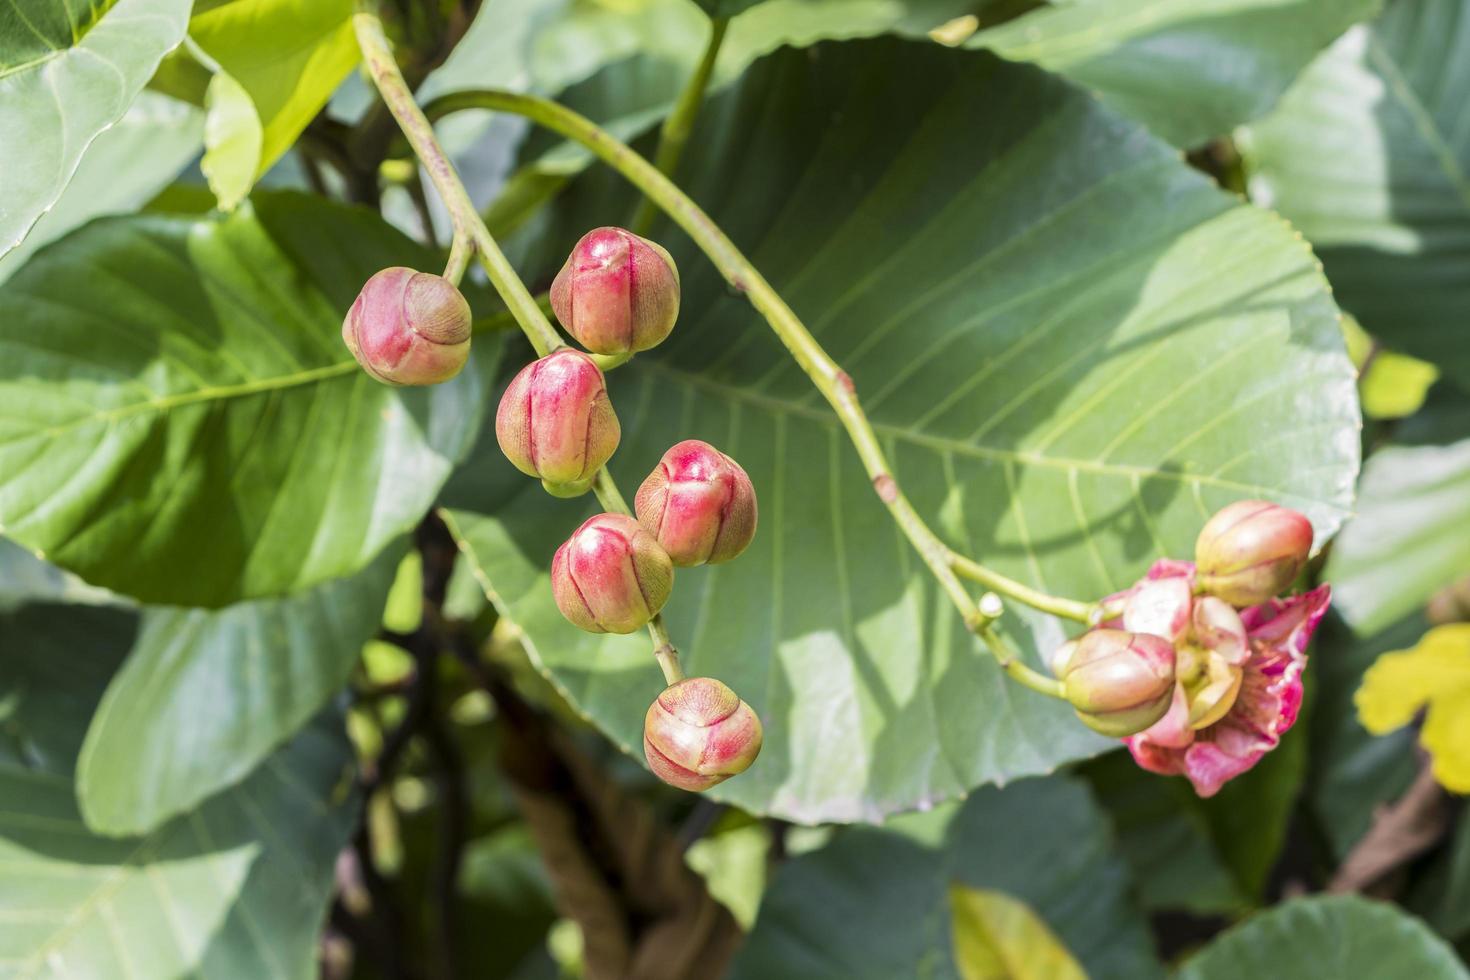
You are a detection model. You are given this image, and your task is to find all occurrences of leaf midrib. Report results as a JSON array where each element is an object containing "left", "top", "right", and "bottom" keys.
[
  {"left": 5, "top": 360, "right": 359, "bottom": 443},
  {"left": 633, "top": 359, "right": 1344, "bottom": 506}
]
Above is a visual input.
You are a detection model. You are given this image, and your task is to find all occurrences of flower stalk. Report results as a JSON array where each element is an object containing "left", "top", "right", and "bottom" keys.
[
  {"left": 420, "top": 86, "right": 1074, "bottom": 697},
  {"left": 353, "top": 0, "right": 684, "bottom": 684}
]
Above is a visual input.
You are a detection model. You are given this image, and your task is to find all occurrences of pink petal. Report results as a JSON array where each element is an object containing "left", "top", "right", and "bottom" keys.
[{"left": 1126, "top": 584, "right": 1331, "bottom": 797}]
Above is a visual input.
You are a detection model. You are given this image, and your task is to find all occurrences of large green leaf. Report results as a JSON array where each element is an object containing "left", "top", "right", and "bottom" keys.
[
  {"left": 725, "top": 777, "right": 1161, "bottom": 980},
  {"left": 448, "top": 39, "right": 1358, "bottom": 822},
  {"left": 0, "top": 91, "right": 202, "bottom": 285},
  {"left": 1239, "top": 0, "right": 1470, "bottom": 386},
  {"left": 1324, "top": 435, "right": 1470, "bottom": 636},
  {"left": 0, "top": 0, "right": 191, "bottom": 258},
  {"left": 75, "top": 545, "right": 401, "bottom": 837},
  {"left": 0, "top": 192, "right": 493, "bottom": 608},
  {"left": 1175, "top": 895, "right": 1468, "bottom": 980},
  {"left": 0, "top": 601, "right": 356, "bottom": 979},
  {"left": 964, "top": 0, "right": 1379, "bottom": 147}
]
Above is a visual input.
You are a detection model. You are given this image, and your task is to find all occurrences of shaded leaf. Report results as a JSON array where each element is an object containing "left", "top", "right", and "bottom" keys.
[
  {"left": 949, "top": 885, "right": 1086, "bottom": 980},
  {"left": 1176, "top": 895, "right": 1468, "bottom": 980},
  {"left": 967, "top": 0, "right": 1381, "bottom": 146},
  {"left": 75, "top": 544, "right": 403, "bottom": 837},
  {"left": 1356, "top": 623, "right": 1470, "bottom": 792},
  {"left": 0, "top": 0, "right": 191, "bottom": 257},
  {"left": 1308, "top": 611, "right": 1421, "bottom": 859},
  {"left": 0, "top": 192, "right": 494, "bottom": 607},
  {"left": 0, "top": 601, "right": 356, "bottom": 979},
  {"left": 449, "top": 39, "right": 1358, "bottom": 822},
  {"left": 1240, "top": 0, "right": 1470, "bottom": 386},
  {"left": 727, "top": 777, "right": 1161, "bottom": 980}
]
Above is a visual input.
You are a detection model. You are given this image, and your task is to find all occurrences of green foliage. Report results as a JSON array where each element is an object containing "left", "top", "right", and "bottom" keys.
[
  {"left": 727, "top": 777, "right": 1162, "bottom": 980},
  {"left": 0, "top": 601, "right": 355, "bottom": 978},
  {"left": 969, "top": 0, "right": 1381, "bottom": 146},
  {"left": 0, "top": 193, "right": 495, "bottom": 607},
  {"left": 1176, "top": 895, "right": 1469, "bottom": 980},
  {"left": 1241, "top": 0, "right": 1470, "bottom": 388},
  {"left": 949, "top": 885, "right": 1087, "bottom": 980},
  {"left": 449, "top": 38, "right": 1357, "bottom": 823},
  {"left": 75, "top": 545, "right": 404, "bottom": 837},
  {"left": 1325, "top": 429, "right": 1470, "bottom": 636},
  {"left": 0, "top": 0, "right": 191, "bottom": 259}
]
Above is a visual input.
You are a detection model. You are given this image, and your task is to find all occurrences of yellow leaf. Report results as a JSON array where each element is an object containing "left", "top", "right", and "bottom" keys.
[
  {"left": 201, "top": 70, "right": 263, "bottom": 212},
  {"left": 1355, "top": 623, "right": 1470, "bottom": 793},
  {"left": 948, "top": 885, "right": 1087, "bottom": 980}
]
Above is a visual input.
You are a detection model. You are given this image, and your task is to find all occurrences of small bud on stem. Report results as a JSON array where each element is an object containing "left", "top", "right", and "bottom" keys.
[
  {"left": 644, "top": 677, "right": 763, "bottom": 792},
  {"left": 1195, "top": 500, "right": 1313, "bottom": 607},
  {"left": 342, "top": 267, "right": 472, "bottom": 385},
  {"left": 496, "top": 349, "right": 620, "bottom": 497},
  {"left": 635, "top": 440, "right": 757, "bottom": 566},
  {"left": 550, "top": 227, "right": 681, "bottom": 355},
  {"left": 551, "top": 513, "right": 673, "bottom": 634},
  {"left": 1060, "top": 629, "right": 1176, "bottom": 737}
]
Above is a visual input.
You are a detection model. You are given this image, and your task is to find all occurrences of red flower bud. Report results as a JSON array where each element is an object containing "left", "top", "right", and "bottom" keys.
[
  {"left": 496, "top": 349, "right": 620, "bottom": 497},
  {"left": 551, "top": 513, "right": 673, "bottom": 634},
  {"left": 342, "top": 267, "right": 472, "bottom": 385},
  {"left": 550, "top": 227, "right": 681, "bottom": 355},
  {"left": 1195, "top": 500, "right": 1313, "bottom": 607},
  {"left": 1060, "top": 629, "right": 1176, "bottom": 737},
  {"left": 634, "top": 440, "right": 757, "bottom": 567},
  {"left": 643, "top": 677, "right": 763, "bottom": 792}
]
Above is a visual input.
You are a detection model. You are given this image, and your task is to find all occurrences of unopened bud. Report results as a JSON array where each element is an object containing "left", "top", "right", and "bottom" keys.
[
  {"left": 644, "top": 677, "right": 762, "bottom": 792},
  {"left": 342, "top": 267, "right": 471, "bottom": 385},
  {"left": 1195, "top": 500, "right": 1313, "bottom": 607},
  {"left": 634, "top": 440, "right": 757, "bottom": 566},
  {"left": 550, "top": 227, "right": 681, "bottom": 355},
  {"left": 496, "top": 349, "right": 620, "bottom": 497},
  {"left": 1061, "top": 629, "right": 1176, "bottom": 737},
  {"left": 551, "top": 513, "right": 673, "bottom": 634}
]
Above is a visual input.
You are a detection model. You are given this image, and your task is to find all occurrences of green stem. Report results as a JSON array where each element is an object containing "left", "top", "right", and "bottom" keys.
[
  {"left": 353, "top": 1, "right": 561, "bottom": 357},
  {"left": 421, "top": 89, "right": 1080, "bottom": 697},
  {"left": 629, "top": 16, "right": 729, "bottom": 236},
  {"left": 950, "top": 555, "right": 1094, "bottom": 623},
  {"left": 442, "top": 232, "right": 473, "bottom": 285},
  {"left": 354, "top": 0, "right": 681, "bottom": 685}
]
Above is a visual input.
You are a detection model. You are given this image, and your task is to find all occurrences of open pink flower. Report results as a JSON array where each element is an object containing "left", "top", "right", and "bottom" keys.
[{"left": 1105, "top": 560, "right": 1331, "bottom": 797}]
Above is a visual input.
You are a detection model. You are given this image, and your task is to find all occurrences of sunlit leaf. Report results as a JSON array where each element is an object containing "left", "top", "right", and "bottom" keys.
[
  {"left": 0, "top": 192, "right": 495, "bottom": 607},
  {"left": 0, "top": 0, "right": 191, "bottom": 258},
  {"left": 447, "top": 38, "right": 1358, "bottom": 822}
]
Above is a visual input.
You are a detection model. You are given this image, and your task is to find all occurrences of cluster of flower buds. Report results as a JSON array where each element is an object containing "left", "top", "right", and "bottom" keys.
[
  {"left": 342, "top": 267, "right": 473, "bottom": 385},
  {"left": 1053, "top": 500, "right": 1330, "bottom": 797},
  {"left": 487, "top": 228, "right": 761, "bottom": 792}
]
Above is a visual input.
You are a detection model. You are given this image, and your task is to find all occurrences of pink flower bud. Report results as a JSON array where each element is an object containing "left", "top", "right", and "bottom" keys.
[
  {"left": 342, "top": 267, "right": 472, "bottom": 385},
  {"left": 550, "top": 227, "right": 681, "bottom": 355},
  {"left": 551, "top": 513, "right": 673, "bottom": 634},
  {"left": 634, "top": 440, "right": 757, "bottom": 567},
  {"left": 496, "top": 349, "right": 621, "bottom": 497},
  {"left": 644, "top": 677, "right": 762, "bottom": 792},
  {"left": 1060, "top": 629, "right": 1177, "bottom": 737},
  {"left": 1195, "top": 500, "right": 1313, "bottom": 607}
]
